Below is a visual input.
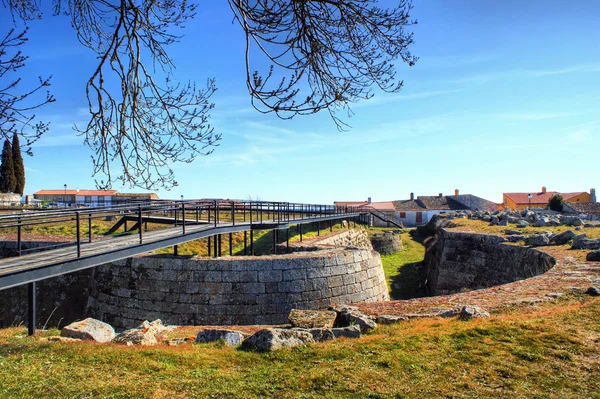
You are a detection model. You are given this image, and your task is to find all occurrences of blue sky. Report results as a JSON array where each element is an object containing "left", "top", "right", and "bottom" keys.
[{"left": 2, "top": 0, "right": 599, "bottom": 203}]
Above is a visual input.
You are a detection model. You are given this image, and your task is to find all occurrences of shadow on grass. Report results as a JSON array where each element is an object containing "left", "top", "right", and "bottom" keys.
[{"left": 386, "top": 232, "right": 429, "bottom": 300}]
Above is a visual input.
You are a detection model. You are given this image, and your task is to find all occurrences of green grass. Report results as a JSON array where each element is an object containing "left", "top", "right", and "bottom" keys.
[
  {"left": 0, "top": 298, "right": 599, "bottom": 398},
  {"left": 379, "top": 231, "right": 427, "bottom": 300}
]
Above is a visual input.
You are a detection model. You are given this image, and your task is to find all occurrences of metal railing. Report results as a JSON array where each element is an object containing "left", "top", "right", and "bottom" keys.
[{"left": 0, "top": 199, "right": 363, "bottom": 260}]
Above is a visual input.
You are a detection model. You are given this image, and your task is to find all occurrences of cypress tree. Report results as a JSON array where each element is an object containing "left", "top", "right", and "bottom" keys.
[
  {"left": 0, "top": 140, "right": 16, "bottom": 193},
  {"left": 12, "top": 134, "right": 25, "bottom": 195}
]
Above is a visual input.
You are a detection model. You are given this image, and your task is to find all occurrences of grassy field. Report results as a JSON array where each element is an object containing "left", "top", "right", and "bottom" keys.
[
  {"left": 2, "top": 218, "right": 600, "bottom": 398},
  {"left": 0, "top": 297, "right": 598, "bottom": 398},
  {"left": 375, "top": 231, "right": 427, "bottom": 300}
]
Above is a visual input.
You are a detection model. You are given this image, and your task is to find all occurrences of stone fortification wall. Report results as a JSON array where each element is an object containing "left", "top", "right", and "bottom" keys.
[
  {"left": 0, "top": 240, "right": 92, "bottom": 328},
  {"left": 423, "top": 229, "right": 555, "bottom": 295},
  {"left": 88, "top": 230, "right": 389, "bottom": 329}
]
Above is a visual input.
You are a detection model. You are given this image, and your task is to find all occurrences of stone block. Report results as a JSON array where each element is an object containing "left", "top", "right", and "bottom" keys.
[{"left": 258, "top": 270, "right": 282, "bottom": 283}]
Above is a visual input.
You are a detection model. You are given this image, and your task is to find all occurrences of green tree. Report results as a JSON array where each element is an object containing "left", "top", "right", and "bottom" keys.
[
  {"left": 0, "top": 140, "right": 16, "bottom": 193},
  {"left": 548, "top": 194, "right": 564, "bottom": 212},
  {"left": 12, "top": 133, "right": 25, "bottom": 195}
]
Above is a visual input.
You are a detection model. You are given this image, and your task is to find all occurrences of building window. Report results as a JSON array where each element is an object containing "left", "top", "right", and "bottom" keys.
[
  {"left": 85, "top": 196, "right": 91, "bottom": 203},
  {"left": 98, "top": 196, "right": 105, "bottom": 203},
  {"left": 399, "top": 212, "right": 406, "bottom": 218}
]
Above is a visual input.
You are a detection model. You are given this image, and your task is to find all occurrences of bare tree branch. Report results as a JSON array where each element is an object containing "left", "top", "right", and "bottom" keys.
[
  {"left": 228, "top": 0, "right": 418, "bottom": 130},
  {"left": 0, "top": 27, "right": 55, "bottom": 156}
]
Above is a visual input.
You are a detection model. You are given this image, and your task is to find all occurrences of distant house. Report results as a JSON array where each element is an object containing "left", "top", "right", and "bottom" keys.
[
  {"left": 501, "top": 187, "right": 595, "bottom": 211},
  {"left": 563, "top": 202, "right": 600, "bottom": 221},
  {"left": 336, "top": 190, "right": 497, "bottom": 227},
  {"left": 33, "top": 189, "right": 159, "bottom": 207},
  {"left": 334, "top": 198, "right": 371, "bottom": 209}
]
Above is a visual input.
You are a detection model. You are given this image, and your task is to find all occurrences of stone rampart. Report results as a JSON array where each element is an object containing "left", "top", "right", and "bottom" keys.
[
  {"left": 423, "top": 229, "right": 555, "bottom": 295},
  {"left": 87, "top": 230, "right": 389, "bottom": 328}
]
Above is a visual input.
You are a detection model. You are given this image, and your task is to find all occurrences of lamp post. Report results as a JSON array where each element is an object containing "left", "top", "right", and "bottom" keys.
[
  {"left": 528, "top": 193, "right": 532, "bottom": 209},
  {"left": 64, "top": 184, "right": 67, "bottom": 207}
]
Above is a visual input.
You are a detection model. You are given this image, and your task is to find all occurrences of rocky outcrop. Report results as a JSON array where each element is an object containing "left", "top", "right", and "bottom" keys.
[
  {"left": 423, "top": 230, "right": 556, "bottom": 296},
  {"left": 587, "top": 251, "right": 600, "bottom": 262},
  {"left": 61, "top": 318, "right": 115, "bottom": 343}
]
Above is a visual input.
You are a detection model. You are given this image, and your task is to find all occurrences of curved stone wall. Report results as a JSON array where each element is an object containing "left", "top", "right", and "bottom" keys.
[
  {"left": 370, "top": 232, "right": 402, "bottom": 255},
  {"left": 87, "top": 230, "right": 389, "bottom": 329},
  {"left": 423, "top": 229, "right": 556, "bottom": 296}
]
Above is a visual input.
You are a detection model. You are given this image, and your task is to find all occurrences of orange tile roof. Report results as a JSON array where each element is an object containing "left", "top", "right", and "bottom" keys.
[
  {"left": 504, "top": 191, "right": 586, "bottom": 204},
  {"left": 34, "top": 189, "right": 118, "bottom": 196}
]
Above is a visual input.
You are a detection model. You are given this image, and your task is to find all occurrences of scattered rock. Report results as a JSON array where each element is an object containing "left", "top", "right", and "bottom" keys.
[
  {"left": 575, "top": 226, "right": 583, "bottom": 231},
  {"left": 525, "top": 234, "right": 550, "bottom": 247},
  {"left": 113, "top": 319, "right": 169, "bottom": 346},
  {"left": 241, "top": 328, "right": 314, "bottom": 352},
  {"left": 504, "top": 229, "right": 521, "bottom": 236},
  {"left": 307, "top": 328, "right": 336, "bottom": 342},
  {"left": 166, "top": 337, "right": 195, "bottom": 346},
  {"left": 572, "top": 234, "right": 600, "bottom": 250},
  {"left": 459, "top": 306, "right": 490, "bottom": 320},
  {"left": 586, "top": 286, "right": 600, "bottom": 296},
  {"left": 331, "top": 325, "right": 361, "bottom": 339},
  {"left": 516, "top": 220, "right": 529, "bottom": 228},
  {"left": 61, "top": 318, "right": 115, "bottom": 343},
  {"left": 587, "top": 251, "right": 600, "bottom": 262},
  {"left": 498, "top": 220, "right": 509, "bottom": 226},
  {"left": 195, "top": 329, "right": 245, "bottom": 346},
  {"left": 113, "top": 328, "right": 159, "bottom": 346},
  {"left": 506, "top": 235, "right": 526, "bottom": 242},
  {"left": 288, "top": 309, "right": 337, "bottom": 329},
  {"left": 550, "top": 230, "right": 575, "bottom": 246},
  {"left": 340, "top": 311, "right": 377, "bottom": 332},
  {"left": 489, "top": 216, "right": 499, "bottom": 226},
  {"left": 376, "top": 315, "right": 408, "bottom": 324}
]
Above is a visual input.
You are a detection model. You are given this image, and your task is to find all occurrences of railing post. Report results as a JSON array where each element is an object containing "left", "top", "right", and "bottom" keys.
[
  {"left": 138, "top": 205, "right": 143, "bottom": 244},
  {"left": 173, "top": 203, "right": 177, "bottom": 227},
  {"left": 244, "top": 231, "right": 247, "bottom": 255},
  {"left": 232, "top": 201, "right": 235, "bottom": 226},
  {"left": 208, "top": 237, "right": 211, "bottom": 257},
  {"left": 196, "top": 205, "right": 199, "bottom": 223},
  {"left": 249, "top": 202, "right": 253, "bottom": 225},
  {"left": 76, "top": 211, "right": 81, "bottom": 257},
  {"left": 182, "top": 202, "right": 186, "bottom": 235},
  {"left": 250, "top": 230, "right": 254, "bottom": 255},
  {"left": 229, "top": 233, "right": 233, "bottom": 256},
  {"left": 273, "top": 229, "right": 277, "bottom": 255},
  {"left": 88, "top": 213, "right": 93, "bottom": 243},
  {"left": 17, "top": 216, "right": 21, "bottom": 257}
]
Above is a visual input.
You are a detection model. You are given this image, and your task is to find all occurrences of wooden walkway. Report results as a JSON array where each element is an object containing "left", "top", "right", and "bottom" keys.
[{"left": 0, "top": 213, "right": 359, "bottom": 291}]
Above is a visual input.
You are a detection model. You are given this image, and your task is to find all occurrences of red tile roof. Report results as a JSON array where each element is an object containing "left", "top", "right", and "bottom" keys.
[
  {"left": 34, "top": 189, "right": 118, "bottom": 196},
  {"left": 504, "top": 191, "right": 586, "bottom": 204},
  {"left": 361, "top": 201, "right": 395, "bottom": 211}
]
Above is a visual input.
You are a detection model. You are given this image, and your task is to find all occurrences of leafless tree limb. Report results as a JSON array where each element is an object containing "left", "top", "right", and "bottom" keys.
[
  {"left": 228, "top": 0, "right": 418, "bottom": 130},
  {"left": 0, "top": 27, "right": 55, "bottom": 155}
]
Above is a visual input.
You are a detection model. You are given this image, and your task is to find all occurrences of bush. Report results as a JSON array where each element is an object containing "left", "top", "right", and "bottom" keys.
[{"left": 548, "top": 194, "right": 564, "bottom": 212}]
